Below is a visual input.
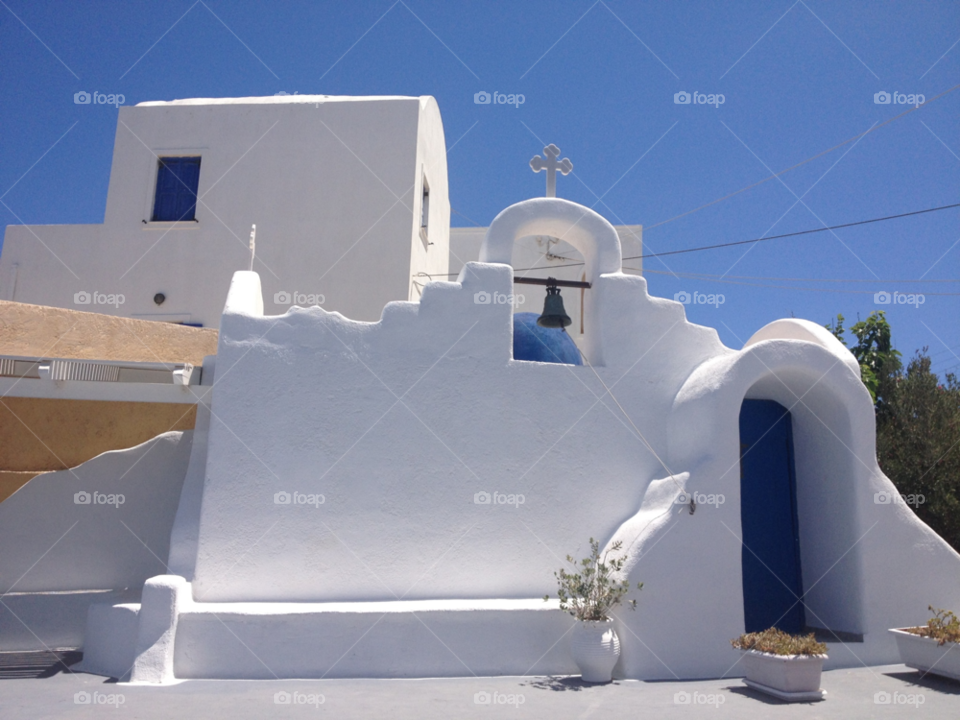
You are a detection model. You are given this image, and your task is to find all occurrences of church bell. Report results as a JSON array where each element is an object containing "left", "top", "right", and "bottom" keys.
[{"left": 537, "top": 282, "right": 572, "bottom": 329}]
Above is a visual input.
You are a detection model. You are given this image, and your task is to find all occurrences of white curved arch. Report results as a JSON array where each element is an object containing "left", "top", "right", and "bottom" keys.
[
  {"left": 479, "top": 198, "right": 622, "bottom": 285},
  {"left": 744, "top": 318, "right": 860, "bottom": 377}
]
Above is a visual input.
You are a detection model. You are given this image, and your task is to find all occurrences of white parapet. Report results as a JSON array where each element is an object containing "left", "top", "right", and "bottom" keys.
[{"left": 172, "top": 596, "right": 577, "bottom": 680}]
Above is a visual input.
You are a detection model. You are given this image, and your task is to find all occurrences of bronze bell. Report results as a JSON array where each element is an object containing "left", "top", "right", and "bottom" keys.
[{"left": 537, "top": 282, "right": 572, "bottom": 329}]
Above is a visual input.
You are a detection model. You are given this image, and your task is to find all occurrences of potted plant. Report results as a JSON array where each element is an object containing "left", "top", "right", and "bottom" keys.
[
  {"left": 889, "top": 606, "right": 960, "bottom": 681},
  {"left": 731, "top": 627, "right": 828, "bottom": 701},
  {"left": 544, "top": 538, "right": 642, "bottom": 683}
]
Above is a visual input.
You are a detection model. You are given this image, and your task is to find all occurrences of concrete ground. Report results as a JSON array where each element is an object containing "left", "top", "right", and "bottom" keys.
[{"left": 0, "top": 664, "right": 958, "bottom": 719}]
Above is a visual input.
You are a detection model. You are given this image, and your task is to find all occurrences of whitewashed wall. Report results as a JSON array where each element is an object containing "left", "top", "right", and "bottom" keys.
[
  {"left": 0, "top": 95, "right": 449, "bottom": 328},
  {"left": 188, "top": 227, "right": 960, "bottom": 678}
]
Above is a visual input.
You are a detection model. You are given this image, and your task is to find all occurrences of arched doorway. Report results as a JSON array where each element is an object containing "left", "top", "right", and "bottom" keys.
[{"left": 739, "top": 399, "right": 805, "bottom": 633}]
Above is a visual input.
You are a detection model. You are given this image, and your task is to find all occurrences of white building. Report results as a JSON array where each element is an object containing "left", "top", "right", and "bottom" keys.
[
  {"left": 0, "top": 95, "right": 957, "bottom": 686},
  {"left": 0, "top": 95, "right": 449, "bottom": 327}
]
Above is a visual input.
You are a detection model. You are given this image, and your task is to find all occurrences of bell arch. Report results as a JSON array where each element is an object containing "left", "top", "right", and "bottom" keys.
[
  {"left": 480, "top": 198, "right": 622, "bottom": 285},
  {"left": 479, "top": 198, "right": 622, "bottom": 364}
]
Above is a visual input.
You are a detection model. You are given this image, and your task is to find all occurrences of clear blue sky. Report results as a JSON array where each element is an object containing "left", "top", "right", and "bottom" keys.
[{"left": 1, "top": 1, "right": 957, "bottom": 376}]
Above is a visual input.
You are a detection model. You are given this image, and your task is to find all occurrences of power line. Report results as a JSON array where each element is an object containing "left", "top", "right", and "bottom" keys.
[
  {"left": 631, "top": 275, "right": 960, "bottom": 296},
  {"left": 643, "top": 83, "right": 960, "bottom": 232},
  {"left": 627, "top": 202, "right": 960, "bottom": 261},
  {"left": 451, "top": 208, "right": 484, "bottom": 227},
  {"left": 435, "top": 202, "right": 960, "bottom": 276},
  {"left": 448, "top": 84, "right": 959, "bottom": 253},
  {"left": 642, "top": 269, "right": 960, "bottom": 283}
]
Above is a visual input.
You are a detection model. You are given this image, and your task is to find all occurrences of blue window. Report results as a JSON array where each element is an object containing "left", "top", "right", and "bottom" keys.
[{"left": 152, "top": 157, "right": 201, "bottom": 221}]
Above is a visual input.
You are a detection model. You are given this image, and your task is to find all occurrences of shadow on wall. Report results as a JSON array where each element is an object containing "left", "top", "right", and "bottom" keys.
[{"left": 0, "top": 431, "right": 192, "bottom": 650}]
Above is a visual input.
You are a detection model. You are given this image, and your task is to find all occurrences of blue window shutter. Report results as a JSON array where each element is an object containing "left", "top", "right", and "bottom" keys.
[{"left": 152, "top": 157, "right": 201, "bottom": 221}]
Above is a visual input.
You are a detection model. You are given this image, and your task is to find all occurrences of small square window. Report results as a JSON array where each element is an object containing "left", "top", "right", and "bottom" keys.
[{"left": 152, "top": 157, "right": 201, "bottom": 222}]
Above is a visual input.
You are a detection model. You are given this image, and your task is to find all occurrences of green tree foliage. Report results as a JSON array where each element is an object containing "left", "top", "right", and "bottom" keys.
[
  {"left": 827, "top": 312, "right": 960, "bottom": 552},
  {"left": 876, "top": 352, "right": 960, "bottom": 551},
  {"left": 825, "top": 312, "right": 901, "bottom": 410}
]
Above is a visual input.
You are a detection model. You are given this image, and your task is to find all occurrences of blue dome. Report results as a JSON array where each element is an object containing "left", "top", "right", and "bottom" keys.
[{"left": 513, "top": 312, "right": 583, "bottom": 365}]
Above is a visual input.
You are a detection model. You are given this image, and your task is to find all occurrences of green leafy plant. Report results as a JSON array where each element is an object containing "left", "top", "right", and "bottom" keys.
[
  {"left": 905, "top": 607, "right": 960, "bottom": 646},
  {"left": 544, "top": 538, "right": 642, "bottom": 622},
  {"left": 730, "top": 627, "right": 827, "bottom": 656},
  {"left": 826, "top": 312, "right": 960, "bottom": 553},
  {"left": 825, "top": 311, "right": 901, "bottom": 407}
]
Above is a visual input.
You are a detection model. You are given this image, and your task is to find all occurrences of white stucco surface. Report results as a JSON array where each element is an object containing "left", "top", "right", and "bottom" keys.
[
  {"left": 0, "top": 95, "right": 449, "bottom": 328},
  {"left": 0, "top": 588, "right": 139, "bottom": 652},
  {"left": 69, "top": 198, "right": 960, "bottom": 683},
  {"left": 0, "top": 431, "right": 192, "bottom": 594},
  {"left": 76, "top": 602, "right": 140, "bottom": 678},
  {"left": 166, "top": 356, "right": 216, "bottom": 580},
  {"left": 129, "top": 575, "right": 188, "bottom": 684}
]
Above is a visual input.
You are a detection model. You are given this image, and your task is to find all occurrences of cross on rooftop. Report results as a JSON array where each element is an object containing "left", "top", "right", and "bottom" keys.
[{"left": 530, "top": 144, "right": 573, "bottom": 198}]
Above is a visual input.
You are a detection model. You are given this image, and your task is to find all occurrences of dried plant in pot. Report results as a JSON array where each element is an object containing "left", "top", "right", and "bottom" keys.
[
  {"left": 731, "top": 628, "right": 828, "bottom": 702},
  {"left": 544, "top": 538, "right": 642, "bottom": 683},
  {"left": 889, "top": 607, "right": 960, "bottom": 682}
]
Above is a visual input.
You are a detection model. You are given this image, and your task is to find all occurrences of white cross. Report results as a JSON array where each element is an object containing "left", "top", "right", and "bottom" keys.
[{"left": 530, "top": 144, "right": 573, "bottom": 198}]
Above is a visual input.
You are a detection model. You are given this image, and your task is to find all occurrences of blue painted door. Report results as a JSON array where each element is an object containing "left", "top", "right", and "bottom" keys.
[{"left": 739, "top": 399, "right": 805, "bottom": 634}]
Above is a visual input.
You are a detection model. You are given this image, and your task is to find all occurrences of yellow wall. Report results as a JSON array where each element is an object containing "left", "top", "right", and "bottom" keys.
[{"left": 0, "top": 398, "right": 197, "bottom": 501}]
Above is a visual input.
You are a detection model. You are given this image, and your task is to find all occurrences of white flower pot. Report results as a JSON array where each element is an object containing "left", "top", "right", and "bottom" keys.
[
  {"left": 740, "top": 650, "right": 826, "bottom": 702},
  {"left": 890, "top": 629, "right": 960, "bottom": 681},
  {"left": 571, "top": 620, "right": 620, "bottom": 683}
]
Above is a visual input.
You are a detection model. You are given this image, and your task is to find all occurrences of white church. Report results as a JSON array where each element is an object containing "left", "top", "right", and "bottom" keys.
[{"left": 0, "top": 94, "right": 957, "bottom": 684}]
